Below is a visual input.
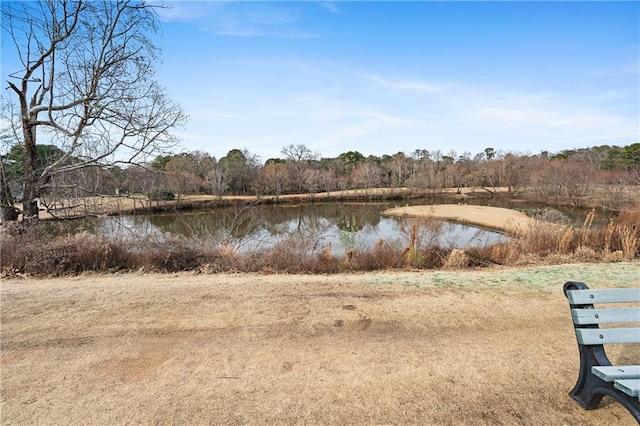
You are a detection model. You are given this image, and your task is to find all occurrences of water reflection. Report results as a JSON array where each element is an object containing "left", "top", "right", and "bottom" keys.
[{"left": 72, "top": 202, "right": 507, "bottom": 255}]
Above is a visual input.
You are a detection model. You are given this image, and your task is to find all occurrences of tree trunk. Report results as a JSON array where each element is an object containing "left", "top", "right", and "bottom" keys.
[
  {"left": 22, "top": 121, "right": 39, "bottom": 219},
  {"left": 0, "top": 154, "right": 19, "bottom": 222}
]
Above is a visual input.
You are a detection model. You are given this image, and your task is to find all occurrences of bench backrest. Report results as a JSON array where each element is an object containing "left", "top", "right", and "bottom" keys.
[{"left": 564, "top": 282, "right": 640, "bottom": 346}]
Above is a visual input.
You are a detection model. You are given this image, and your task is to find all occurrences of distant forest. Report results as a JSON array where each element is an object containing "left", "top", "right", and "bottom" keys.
[{"left": 2, "top": 143, "right": 639, "bottom": 210}]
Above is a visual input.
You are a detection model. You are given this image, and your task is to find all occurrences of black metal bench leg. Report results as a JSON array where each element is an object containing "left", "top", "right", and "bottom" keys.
[
  {"left": 569, "top": 345, "right": 640, "bottom": 422},
  {"left": 569, "top": 350, "right": 607, "bottom": 409}
]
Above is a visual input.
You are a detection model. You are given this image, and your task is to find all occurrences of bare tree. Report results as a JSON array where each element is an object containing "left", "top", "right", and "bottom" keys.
[
  {"left": 259, "top": 161, "right": 286, "bottom": 198},
  {"left": 281, "top": 144, "right": 318, "bottom": 193},
  {"left": 352, "top": 161, "right": 382, "bottom": 191},
  {"left": 317, "top": 168, "right": 338, "bottom": 194},
  {"left": 532, "top": 157, "right": 593, "bottom": 207},
  {"left": 2, "top": 0, "right": 187, "bottom": 220}
]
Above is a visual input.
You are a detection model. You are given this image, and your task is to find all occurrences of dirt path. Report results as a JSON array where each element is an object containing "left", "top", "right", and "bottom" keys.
[{"left": 2, "top": 263, "right": 639, "bottom": 425}]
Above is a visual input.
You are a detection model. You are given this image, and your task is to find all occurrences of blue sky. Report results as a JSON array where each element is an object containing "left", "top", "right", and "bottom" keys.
[{"left": 4, "top": 1, "right": 639, "bottom": 162}]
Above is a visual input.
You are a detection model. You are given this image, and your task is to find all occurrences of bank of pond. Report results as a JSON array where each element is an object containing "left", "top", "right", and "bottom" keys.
[{"left": 41, "top": 198, "right": 603, "bottom": 256}]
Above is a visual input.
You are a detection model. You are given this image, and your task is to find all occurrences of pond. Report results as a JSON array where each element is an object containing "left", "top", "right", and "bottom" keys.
[{"left": 45, "top": 198, "right": 599, "bottom": 255}]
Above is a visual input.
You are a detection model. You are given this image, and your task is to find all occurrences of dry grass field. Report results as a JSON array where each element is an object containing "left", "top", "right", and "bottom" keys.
[{"left": 2, "top": 262, "right": 639, "bottom": 425}]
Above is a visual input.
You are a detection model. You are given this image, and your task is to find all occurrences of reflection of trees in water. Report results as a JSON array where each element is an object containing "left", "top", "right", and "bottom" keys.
[
  {"left": 315, "top": 203, "right": 383, "bottom": 230},
  {"left": 138, "top": 203, "right": 392, "bottom": 250},
  {"left": 143, "top": 206, "right": 268, "bottom": 250},
  {"left": 63, "top": 201, "right": 508, "bottom": 251}
]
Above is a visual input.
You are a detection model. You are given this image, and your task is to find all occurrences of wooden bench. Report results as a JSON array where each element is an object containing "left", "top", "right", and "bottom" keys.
[{"left": 563, "top": 281, "right": 640, "bottom": 422}]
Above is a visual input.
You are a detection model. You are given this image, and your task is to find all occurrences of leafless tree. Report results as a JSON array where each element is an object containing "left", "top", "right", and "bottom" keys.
[
  {"left": 259, "top": 161, "right": 286, "bottom": 198},
  {"left": 2, "top": 0, "right": 187, "bottom": 220},
  {"left": 352, "top": 161, "right": 382, "bottom": 191},
  {"left": 532, "top": 157, "right": 593, "bottom": 207},
  {"left": 317, "top": 168, "right": 338, "bottom": 194},
  {"left": 281, "top": 144, "right": 318, "bottom": 193}
]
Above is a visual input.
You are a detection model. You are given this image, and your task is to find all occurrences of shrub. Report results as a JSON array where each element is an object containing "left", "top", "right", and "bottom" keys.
[
  {"left": 444, "top": 249, "right": 468, "bottom": 269},
  {"left": 148, "top": 190, "right": 175, "bottom": 201},
  {"left": 250, "top": 236, "right": 339, "bottom": 274},
  {"left": 1, "top": 229, "right": 130, "bottom": 276},
  {"left": 128, "top": 234, "right": 211, "bottom": 272},
  {"left": 345, "top": 239, "right": 401, "bottom": 271},
  {"left": 535, "top": 208, "right": 572, "bottom": 225}
]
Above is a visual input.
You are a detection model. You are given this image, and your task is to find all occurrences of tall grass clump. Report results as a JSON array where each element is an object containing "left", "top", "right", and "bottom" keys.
[
  {"left": 598, "top": 207, "right": 640, "bottom": 260},
  {"left": 126, "top": 234, "right": 214, "bottom": 272},
  {"left": 489, "top": 207, "right": 639, "bottom": 265},
  {"left": 342, "top": 218, "right": 450, "bottom": 271},
  {"left": 1, "top": 223, "right": 130, "bottom": 276},
  {"left": 345, "top": 239, "right": 401, "bottom": 271},
  {"left": 1, "top": 223, "right": 218, "bottom": 276},
  {"left": 397, "top": 218, "right": 448, "bottom": 268},
  {"left": 247, "top": 234, "right": 339, "bottom": 273}
]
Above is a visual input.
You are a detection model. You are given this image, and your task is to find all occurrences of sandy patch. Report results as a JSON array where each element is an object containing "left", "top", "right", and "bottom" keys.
[
  {"left": 2, "top": 263, "right": 639, "bottom": 425},
  {"left": 384, "top": 204, "right": 535, "bottom": 233}
]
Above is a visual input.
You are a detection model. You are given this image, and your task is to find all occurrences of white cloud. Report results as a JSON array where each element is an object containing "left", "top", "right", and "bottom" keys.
[
  {"left": 248, "top": 7, "right": 302, "bottom": 26},
  {"left": 363, "top": 74, "right": 441, "bottom": 94},
  {"left": 149, "top": 1, "right": 221, "bottom": 22},
  {"left": 154, "top": 1, "right": 321, "bottom": 39},
  {"left": 316, "top": 1, "right": 343, "bottom": 15}
]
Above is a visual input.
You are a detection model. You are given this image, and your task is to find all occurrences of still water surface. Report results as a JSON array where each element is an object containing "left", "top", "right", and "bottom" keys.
[
  {"left": 44, "top": 198, "right": 603, "bottom": 255},
  {"left": 89, "top": 201, "right": 509, "bottom": 254}
]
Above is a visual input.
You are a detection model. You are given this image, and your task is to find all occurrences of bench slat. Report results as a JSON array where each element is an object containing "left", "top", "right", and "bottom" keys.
[
  {"left": 571, "top": 307, "right": 640, "bottom": 325},
  {"left": 575, "top": 327, "right": 640, "bottom": 345},
  {"left": 592, "top": 366, "right": 640, "bottom": 381},
  {"left": 614, "top": 379, "right": 640, "bottom": 397},
  {"left": 566, "top": 288, "right": 640, "bottom": 305}
]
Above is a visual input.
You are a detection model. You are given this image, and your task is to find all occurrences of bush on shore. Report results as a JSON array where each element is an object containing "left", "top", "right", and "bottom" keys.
[{"left": 1, "top": 208, "right": 638, "bottom": 277}]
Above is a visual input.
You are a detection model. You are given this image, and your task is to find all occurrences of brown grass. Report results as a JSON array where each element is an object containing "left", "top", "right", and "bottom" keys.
[
  {"left": 486, "top": 207, "right": 640, "bottom": 266},
  {"left": 2, "top": 264, "right": 639, "bottom": 425},
  {"left": 383, "top": 204, "right": 534, "bottom": 234}
]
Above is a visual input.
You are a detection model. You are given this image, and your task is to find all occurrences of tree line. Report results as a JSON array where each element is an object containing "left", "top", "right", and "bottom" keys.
[
  {"left": 136, "top": 143, "right": 640, "bottom": 208},
  {"left": 2, "top": 142, "right": 638, "bottom": 214}
]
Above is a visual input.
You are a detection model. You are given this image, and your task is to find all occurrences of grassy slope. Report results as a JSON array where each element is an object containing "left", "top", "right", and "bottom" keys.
[{"left": 1, "top": 262, "right": 639, "bottom": 425}]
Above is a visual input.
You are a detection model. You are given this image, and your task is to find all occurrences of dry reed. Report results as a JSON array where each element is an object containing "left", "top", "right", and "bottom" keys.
[{"left": 1, "top": 208, "right": 638, "bottom": 277}]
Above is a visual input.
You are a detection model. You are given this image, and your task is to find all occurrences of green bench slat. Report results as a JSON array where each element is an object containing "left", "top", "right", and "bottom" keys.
[
  {"left": 566, "top": 288, "right": 640, "bottom": 305},
  {"left": 571, "top": 307, "right": 640, "bottom": 325},
  {"left": 614, "top": 379, "right": 640, "bottom": 398},
  {"left": 592, "top": 366, "right": 640, "bottom": 381},
  {"left": 575, "top": 327, "right": 640, "bottom": 345}
]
